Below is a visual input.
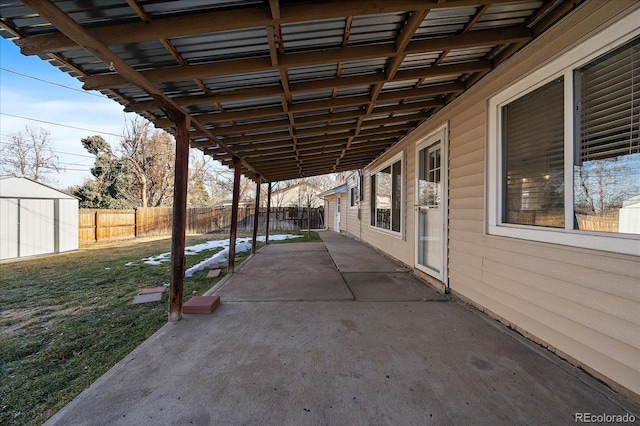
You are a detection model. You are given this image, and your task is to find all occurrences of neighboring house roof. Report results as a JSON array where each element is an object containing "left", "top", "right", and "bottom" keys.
[
  {"left": 0, "top": 176, "right": 77, "bottom": 199},
  {"left": 271, "top": 181, "right": 321, "bottom": 196},
  {"left": 213, "top": 199, "right": 254, "bottom": 208},
  {"left": 318, "top": 184, "right": 348, "bottom": 198}
]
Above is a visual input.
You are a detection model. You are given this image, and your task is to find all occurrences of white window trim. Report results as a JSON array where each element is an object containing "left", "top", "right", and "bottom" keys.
[
  {"left": 487, "top": 10, "right": 640, "bottom": 256},
  {"left": 369, "top": 151, "right": 404, "bottom": 238},
  {"left": 349, "top": 186, "right": 358, "bottom": 209}
]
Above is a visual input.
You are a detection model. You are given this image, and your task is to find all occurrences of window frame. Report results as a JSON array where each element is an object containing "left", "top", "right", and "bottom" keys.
[
  {"left": 369, "top": 152, "right": 404, "bottom": 237},
  {"left": 349, "top": 186, "right": 357, "bottom": 208},
  {"left": 487, "top": 11, "right": 640, "bottom": 256}
]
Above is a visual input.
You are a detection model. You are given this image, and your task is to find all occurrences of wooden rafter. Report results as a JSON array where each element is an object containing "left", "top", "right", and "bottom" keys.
[
  {"left": 4, "top": 0, "right": 579, "bottom": 183},
  {"left": 16, "top": 0, "right": 529, "bottom": 55}
]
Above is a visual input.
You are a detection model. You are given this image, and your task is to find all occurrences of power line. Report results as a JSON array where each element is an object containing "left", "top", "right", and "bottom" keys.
[
  {"left": 0, "top": 140, "right": 96, "bottom": 159},
  {"left": 0, "top": 66, "right": 108, "bottom": 99},
  {"left": 0, "top": 113, "right": 123, "bottom": 137}
]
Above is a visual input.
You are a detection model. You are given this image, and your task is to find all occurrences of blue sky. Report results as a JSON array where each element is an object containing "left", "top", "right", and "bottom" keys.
[{"left": 0, "top": 37, "right": 138, "bottom": 188}]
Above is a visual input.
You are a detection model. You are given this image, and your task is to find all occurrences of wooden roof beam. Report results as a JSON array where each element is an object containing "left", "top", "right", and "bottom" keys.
[
  {"left": 156, "top": 92, "right": 447, "bottom": 129},
  {"left": 126, "top": 60, "right": 488, "bottom": 113},
  {"left": 81, "top": 29, "right": 526, "bottom": 91},
  {"left": 19, "top": 0, "right": 258, "bottom": 179},
  {"left": 18, "top": 0, "right": 521, "bottom": 55}
]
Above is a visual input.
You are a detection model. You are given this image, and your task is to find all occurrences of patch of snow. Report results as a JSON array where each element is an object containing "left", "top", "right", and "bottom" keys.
[{"left": 125, "top": 234, "right": 303, "bottom": 278}]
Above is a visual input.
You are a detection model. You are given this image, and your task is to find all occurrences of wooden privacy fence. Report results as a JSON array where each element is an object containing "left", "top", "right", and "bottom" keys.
[{"left": 79, "top": 206, "right": 325, "bottom": 242}]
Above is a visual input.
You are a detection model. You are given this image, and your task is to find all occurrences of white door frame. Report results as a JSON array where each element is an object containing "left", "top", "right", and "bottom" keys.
[
  {"left": 334, "top": 195, "right": 341, "bottom": 232},
  {"left": 414, "top": 125, "right": 448, "bottom": 285}
]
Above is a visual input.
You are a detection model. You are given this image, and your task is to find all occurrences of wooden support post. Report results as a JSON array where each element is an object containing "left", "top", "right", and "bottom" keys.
[
  {"left": 265, "top": 182, "right": 272, "bottom": 245},
  {"left": 228, "top": 158, "right": 241, "bottom": 273},
  {"left": 252, "top": 178, "right": 261, "bottom": 254},
  {"left": 168, "top": 113, "right": 190, "bottom": 322}
]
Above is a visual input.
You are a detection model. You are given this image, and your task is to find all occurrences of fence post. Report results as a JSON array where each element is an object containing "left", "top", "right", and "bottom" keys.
[{"left": 94, "top": 210, "right": 99, "bottom": 241}]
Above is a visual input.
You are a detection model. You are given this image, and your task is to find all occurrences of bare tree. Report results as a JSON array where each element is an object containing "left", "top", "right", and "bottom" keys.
[
  {"left": 575, "top": 158, "right": 638, "bottom": 214},
  {"left": 207, "top": 166, "right": 253, "bottom": 205},
  {"left": 0, "top": 125, "right": 60, "bottom": 182},
  {"left": 188, "top": 150, "right": 214, "bottom": 205},
  {"left": 120, "top": 118, "right": 175, "bottom": 207}
]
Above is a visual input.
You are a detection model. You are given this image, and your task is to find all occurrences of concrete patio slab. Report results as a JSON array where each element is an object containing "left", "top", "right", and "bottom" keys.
[
  {"left": 320, "top": 231, "right": 401, "bottom": 273},
  {"left": 45, "top": 231, "right": 639, "bottom": 426},
  {"left": 45, "top": 301, "right": 638, "bottom": 426},
  {"left": 343, "top": 272, "right": 448, "bottom": 302},
  {"left": 214, "top": 243, "right": 353, "bottom": 302}
]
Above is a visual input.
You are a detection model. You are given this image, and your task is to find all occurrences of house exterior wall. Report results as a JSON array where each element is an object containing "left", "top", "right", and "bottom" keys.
[
  {"left": 344, "top": 172, "right": 363, "bottom": 239},
  {"left": 356, "top": 0, "right": 640, "bottom": 398},
  {"left": 324, "top": 192, "right": 349, "bottom": 232},
  {"left": 271, "top": 183, "right": 324, "bottom": 208}
]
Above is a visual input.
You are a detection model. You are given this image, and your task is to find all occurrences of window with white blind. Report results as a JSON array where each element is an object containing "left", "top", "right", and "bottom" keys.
[
  {"left": 574, "top": 40, "right": 640, "bottom": 233},
  {"left": 503, "top": 77, "right": 565, "bottom": 228},
  {"left": 487, "top": 16, "right": 640, "bottom": 256}
]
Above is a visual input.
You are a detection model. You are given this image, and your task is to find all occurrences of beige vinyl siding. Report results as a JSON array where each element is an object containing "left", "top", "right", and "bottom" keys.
[
  {"left": 344, "top": 198, "right": 361, "bottom": 238},
  {"left": 449, "top": 0, "right": 640, "bottom": 397},
  {"left": 357, "top": 0, "right": 640, "bottom": 398}
]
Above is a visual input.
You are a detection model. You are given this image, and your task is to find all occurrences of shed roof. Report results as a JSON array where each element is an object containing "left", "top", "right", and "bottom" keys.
[
  {"left": 0, "top": 0, "right": 582, "bottom": 182},
  {"left": 0, "top": 176, "right": 77, "bottom": 199}
]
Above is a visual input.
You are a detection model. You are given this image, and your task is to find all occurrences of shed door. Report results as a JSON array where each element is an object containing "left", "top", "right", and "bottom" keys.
[
  {"left": 0, "top": 198, "right": 19, "bottom": 260},
  {"left": 20, "top": 199, "right": 55, "bottom": 257}
]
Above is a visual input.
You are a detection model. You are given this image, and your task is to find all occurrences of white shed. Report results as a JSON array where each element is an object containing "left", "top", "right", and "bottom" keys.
[{"left": 0, "top": 176, "right": 79, "bottom": 261}]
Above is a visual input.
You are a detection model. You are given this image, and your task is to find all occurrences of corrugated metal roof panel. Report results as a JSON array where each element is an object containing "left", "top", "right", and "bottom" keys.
[
  {"left": 201, "top": 70, "right": 281, "bottom": 91},
  {"left": 141, "top": 0, "right": 261, "bottom": 17},
  {"left": 291, "top": 90, "right": 334, "bottom": 103},
  {"left": 281, "top": 17, "right": 346, "bottom": 52},
  {"left": 399, "top": 52, "right": 440, "bottom": 70},
  {"left": 381, "top": 80, "right": 417, "bottom": 92},
  {"left": 336, "top": 85, "right": 371, "bottom": 97},
  {"left": 220, "top": 96, "right": 282, "bottom": 111},
  {"left": 419, "top": 75, "right": 462, "bottom": 86},
  {"left": 349, "top": 12, "right": 405, "bottom": 45},
  {"left": 234, "top": 115, "right": 290, "bottom": 126},
  {"left": 440, "top": 46, "right": 493, "bottom": 65},
  {"left": 184, "top": 105, "right": 219, "bottom": 115},
  {"left": 288, "top": 64, "right": 338, "bottom": 83},
  {"left": 171, "top": 27, "right": 270, "bottom": 63},
  {"left": 340, "top": 58, "right": 387, "bottom": 76},
  {"left": 475, "top": 1, "right": 544, "bottom": 29},
  {"left": 412, "top": 6, "right": 477, "bottom": 39}
]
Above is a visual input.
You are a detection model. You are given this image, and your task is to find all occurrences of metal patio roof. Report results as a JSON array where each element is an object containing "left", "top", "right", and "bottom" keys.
[{"left": 0, "top": 0, "right": 582, "bottom": 182}]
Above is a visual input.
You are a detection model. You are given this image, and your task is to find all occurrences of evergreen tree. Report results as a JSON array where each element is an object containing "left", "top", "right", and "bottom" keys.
[{"left": 74, "top": 136, "right": 134, "bottom": 208}]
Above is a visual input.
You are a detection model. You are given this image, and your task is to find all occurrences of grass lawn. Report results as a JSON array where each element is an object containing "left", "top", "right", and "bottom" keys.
[{"left": 0, "top": 231, "right": 322, "bottom": 426}]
